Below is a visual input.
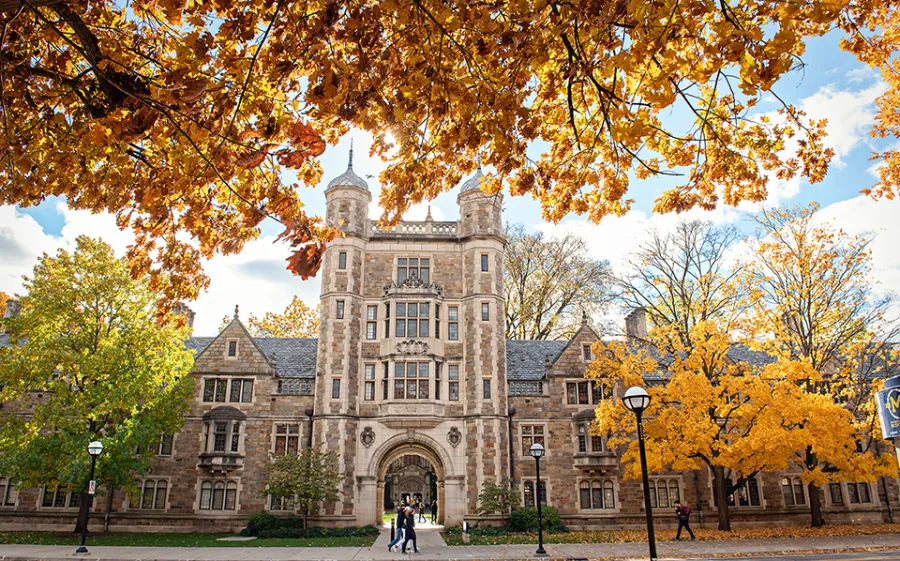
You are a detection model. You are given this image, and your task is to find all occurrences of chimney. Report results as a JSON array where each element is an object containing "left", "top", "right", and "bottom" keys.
[
  {"left": 3, "top": 298, "right": 21, "bottom": 320},
  {"left": 175, "top": 303, "right": 195, "bottom": 336},
  {"left": 625, "top": 308, "right": 648, "bottom": 340}
]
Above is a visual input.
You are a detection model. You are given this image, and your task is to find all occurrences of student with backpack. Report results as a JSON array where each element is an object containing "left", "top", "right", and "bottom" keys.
[{"left": 673, "top": 501, "right": 696, "bottom": 541}]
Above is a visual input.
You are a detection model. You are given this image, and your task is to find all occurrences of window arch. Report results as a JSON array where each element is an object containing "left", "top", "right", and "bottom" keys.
[
  {"left": 782, "top": 477, "right": 806, "bottom": 506},
  {"left": 651, "top": 478, "right": 682, "bottom": 509},
  {"left": 579, "top": 479, "right": 616, "bottom": 510},
  {"left": 135, "top": 479, "right": 168, "bottom": 510},
  {"left": 199, "top": 479, "right": 239, "bottom": 511}
]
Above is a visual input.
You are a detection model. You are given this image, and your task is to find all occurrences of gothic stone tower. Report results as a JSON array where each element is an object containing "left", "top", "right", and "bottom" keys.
[{"left": 314, "top": 157, "right": 508, "bottom": 526}]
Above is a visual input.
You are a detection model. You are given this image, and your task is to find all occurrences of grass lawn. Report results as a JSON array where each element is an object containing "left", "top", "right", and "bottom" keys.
[
  {"left": 441, "top": 523, "right": 900, "bottom": 546},
  {"left": 0, "top": 531, "right": 376, "bottom": 548}
]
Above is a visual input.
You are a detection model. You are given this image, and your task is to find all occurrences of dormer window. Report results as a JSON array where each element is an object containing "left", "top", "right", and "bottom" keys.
[
  {"left": 227, "top": 340, "right": 238, "bottom": 358},
  {"left": 583, "top": 344, "right": 593, "bottom": 362},
  {"left": 398, "top": 258, "right": 430, "bottom": 283}
]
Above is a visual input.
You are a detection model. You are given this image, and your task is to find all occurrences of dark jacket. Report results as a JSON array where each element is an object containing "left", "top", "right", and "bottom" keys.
[
  {"left": 396, "top": 510, "right": 407, "bottom": 530},
  {"left": 405, "top": 513, "right": 416, "bottom": 536}
]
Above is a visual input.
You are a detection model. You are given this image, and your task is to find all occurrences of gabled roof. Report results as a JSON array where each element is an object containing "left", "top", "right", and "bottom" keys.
[{"left": 186, "top": 336, "right": 317, "bottom": 379}]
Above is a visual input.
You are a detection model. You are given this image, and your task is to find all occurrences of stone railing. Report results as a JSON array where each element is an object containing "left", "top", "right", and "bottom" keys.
[{"left": 371, "top": 220, "right": 457, "bottom": 237}]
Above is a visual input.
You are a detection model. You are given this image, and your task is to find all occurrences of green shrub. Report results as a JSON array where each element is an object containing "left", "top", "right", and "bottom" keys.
[
  {"left": 257, "top": 525, "right": 380, "bottom": 539},
  {"left": 507, "top": 506, "right": 561, "bottom": 532},
  {"left": 242, "top": 511, "right": 306, "bottom": 536}
]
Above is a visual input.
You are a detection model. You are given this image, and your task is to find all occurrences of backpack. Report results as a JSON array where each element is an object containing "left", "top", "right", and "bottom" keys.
[{"left": 677, "top": 505, "right": 691, "bottom": 521}]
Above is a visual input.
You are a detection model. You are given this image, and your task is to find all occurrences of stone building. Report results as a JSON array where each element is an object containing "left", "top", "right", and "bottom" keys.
[{"left": 0, "top": 152, "right": 897, "bottom": 532}]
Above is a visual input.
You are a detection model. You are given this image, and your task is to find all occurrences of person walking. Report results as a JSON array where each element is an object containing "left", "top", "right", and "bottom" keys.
[
  {"left": 402, "top": 507, "right": 418, "bottom": 553},
  {"left": 431, "top": 498, "right": 438, "bottom": 524},
  {"left": 673, "top": 500, "right": 696, "bottom": 541},
  {"left": 387, "top": 506, "right": 406, "bottom": 551},
  {"left": 418, "top": 500, "right": 426, "bottom": 523}
]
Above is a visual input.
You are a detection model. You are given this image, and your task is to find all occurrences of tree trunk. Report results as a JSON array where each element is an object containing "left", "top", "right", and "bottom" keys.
[
  {"left": 808, "top": 482, "right": 824, "bottom": 528},
  {"left": 303, "top": 505, "right": 309, "bottom": 529},
  {"left": 712, "top": 465, "right": 731, "bottom": 531},
  {"left": 73, "top": 492, "right": 90, "bottom": 534}
]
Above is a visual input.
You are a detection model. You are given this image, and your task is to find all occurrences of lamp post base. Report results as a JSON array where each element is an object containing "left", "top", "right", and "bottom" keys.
[
  {"left": 75, "top": 546, "right": 89, "bottom": 554},
  {"left": 535, "top": 546, "right": 547, "bottom": 556}
]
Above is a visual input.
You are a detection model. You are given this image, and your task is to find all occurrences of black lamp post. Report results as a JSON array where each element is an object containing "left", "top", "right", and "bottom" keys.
[
  {"left": 623, "top": 386, "right": 657, "bottom": 561},
  {"left": 76, "top": 440, "right": 104, "bottom": 554},
  {"left": 529, "top": 442, "right": 547, "bottom": 556}
]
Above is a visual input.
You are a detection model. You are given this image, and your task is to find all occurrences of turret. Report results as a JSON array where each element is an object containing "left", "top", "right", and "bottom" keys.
[
  {"left": 325, "top": 144, "right": 372, "bottom": 239},
  {"left": 457, "top": 164, "right": 503, "bottom": 239}
]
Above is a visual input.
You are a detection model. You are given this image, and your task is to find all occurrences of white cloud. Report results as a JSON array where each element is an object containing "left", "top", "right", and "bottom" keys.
[{"left": 800, "top": 82, "right": 887, "bottom": 167}]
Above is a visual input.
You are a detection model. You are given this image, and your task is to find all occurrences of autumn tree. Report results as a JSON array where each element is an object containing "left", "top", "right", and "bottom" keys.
[
  {"left": 742, "top": 204, "right": 898, "bottom": 527},
  {"left": 7, "top": 0, "right": 898, "bottom": 303},
  {"left": 220, "top": 296, "right": 319, "bottom": 338},
  {"left": 592, "top": 319, "right": 821, "bottom": 531},
  {"left": 505, "top": 224, "right": 612, "bottom": 340},
  {"left": 264, "top": 447, "right": 341, "bottom": 529},
  {"left": 0, "top": 291, "right": 9, "bottom": 318},
  {"left": 0, "top": 237, "right": 195, "bottom": 533},
  {"left": 477, "top": 479, "right": 521, "bottom": 516}
]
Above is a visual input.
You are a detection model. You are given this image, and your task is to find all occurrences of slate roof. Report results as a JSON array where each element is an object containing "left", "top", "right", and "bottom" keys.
[
  {"left": 186, "top": 336, "right": 317, "bottom": 379},
  {"left": 506, "top": 340, "right": 568, "bottom": 381}
]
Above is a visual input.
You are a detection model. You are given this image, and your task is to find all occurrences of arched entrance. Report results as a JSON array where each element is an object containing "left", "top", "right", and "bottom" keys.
[{"left": 374, "top": 440, "right": 446, "bottom": 526}]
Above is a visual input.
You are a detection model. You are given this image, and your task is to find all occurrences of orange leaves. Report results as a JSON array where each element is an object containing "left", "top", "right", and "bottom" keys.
[{"left": 275, "top": 214, "right": 339, "bottom": 280}]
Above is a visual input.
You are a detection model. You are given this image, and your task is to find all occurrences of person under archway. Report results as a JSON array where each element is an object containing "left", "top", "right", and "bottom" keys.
[{"left": 402, "top": 507, "right": 419, "bottom": 553}]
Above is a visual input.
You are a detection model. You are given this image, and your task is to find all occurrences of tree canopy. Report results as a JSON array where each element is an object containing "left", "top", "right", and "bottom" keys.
[
  {"left": 3, "top": 0, "right": 898, "bottom": 302},
  {"left": 265, "top": 446, "right": 341, "bottom": 528},
  {"left": 0, "top": 236, "right": 195, "bottom": 526},
  {"left": 504, "top": 224, "right": 612, "bottom": 340}
]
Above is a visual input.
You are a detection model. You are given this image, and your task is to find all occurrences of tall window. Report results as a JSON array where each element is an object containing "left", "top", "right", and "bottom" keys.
[
  {"left": 366, "top": 306, "right": 377, "bottom": 340},
  {"left": 735, "top": 476, "right": 761, "bottom": 507},
  {"left": 521, "top": 425, "right": 545, "bottom": 455},
  {"left": 396, "top": 302, "right": 430, "bottom": 338},
  {"left": 435, "top": 304, "right": 441, "bottom": 338},
  {"left": 434, "top": 362, "right": 441, "bottom": 400},
  {"left": 394, "top": 362, "right": 430, "bottom": 399},
  {"left": 829, "top": 482, "right": 844, "bottom": 505},
  {"left": 199, "top": 480, "right": 238, "bottom": 511},
  {"left": 847, "top": 482, "right": 871, "bottom": 504},
  {"left": 448, "top": 307, "right": 459, "bottom": 340},
  {"left": 397, "top": 258, "right": 430, "bottom": 283},
  {"left": 523, "top": 480, "right": 547, "bottom": 507},
  {"left": 481, "top": 302, "right": 489, "bottom": 321},
  {"left": 384, "top": 303, "right": 391, "bottom": 338},
  {"left": 336, "top": 300, "right": 345, "bottom": 319},
  {"left": 580, "top": 480, "right": 616, "bottom": 510},
  {"left": 331, "top": 378, "right": 341, "bottom": 399},
  {"left": 448, "top": 365, "right": 460, "bottom": 401},
  {"left": 576, "top": 424, "right": 606, "bottom": 454},
  {"left": 213, "top": 422, "right": 228, "bottom": 452},
  {"left": 229, "top": 379, "right": 253, "bottom": 403},
  {"left": 577, "top": 425, "right": 587, "bottom": 453},
  {"left": 274, "top": 424, "right": 300, "bottom": 455},
  {"left": 782, "top": 477, "right": 806, "bottom": 506},
  {"left": 583, "top": 344, "right": 593, "bottom": 362},
  {"left": 483, "top": 378, "right": 491, "bottom": 400},
  {"left": 338, "top": 251, "right": 347, "bottom": 270},
  {"left": 0, "top": 478, "right": 17, "bottom": 506},
  {"left": 150, "top": 435, "right": 174, "bottom": 456},
  {"left": 227, "top": 340, "right": 238, "bottom": 357},
  {"left": 136, "top": 479, "right": 168, "bottom": 510},
  {"left": 648, "top": 479, "right": 680, "bottom": 508},
  {"left": 481, "top": 254, "right": 489, "bottom": 271},
  {"left": 204, "top": 420, "right": 242, "bottom": 454},
  {"left": 364, "top": 365, "right": 376, "bottom": 401}
]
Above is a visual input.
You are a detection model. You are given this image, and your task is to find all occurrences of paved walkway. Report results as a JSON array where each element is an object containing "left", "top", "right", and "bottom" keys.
[{"left": 2, "top": 529, "right": 900, "bottom": 560}]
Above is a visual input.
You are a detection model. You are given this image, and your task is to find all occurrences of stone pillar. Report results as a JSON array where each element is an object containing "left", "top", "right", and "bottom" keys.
[
  {"left": 359, "top": 476, "right": 380, "bottom": 526},
  {"left": 442, "top": 475, "right": 467, "bottom": 527}
]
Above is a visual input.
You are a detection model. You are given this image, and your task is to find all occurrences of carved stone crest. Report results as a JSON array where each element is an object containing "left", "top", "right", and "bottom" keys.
[
  {"left": 361, "top": 427, "right": 375, "bottom": 448},
  {"left": 383, "top": 277, "right": 445, "bottom": 298},
  {"left": 447, "top": 427, "right": 461, "bottom": 448},
  {"left": 396, "top": 340, "right": 429, "bottom": 355}
]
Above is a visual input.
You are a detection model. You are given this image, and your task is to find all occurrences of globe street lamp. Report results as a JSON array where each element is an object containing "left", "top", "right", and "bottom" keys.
[
  {"left": 622, "top": 386, "right": 658, "bottom": 561},
  {"left": 529, "top": 442, "right": 547, "bottom": 556},
  {"left": 75, "top": 441, "right": 104, "bottom": 554}
]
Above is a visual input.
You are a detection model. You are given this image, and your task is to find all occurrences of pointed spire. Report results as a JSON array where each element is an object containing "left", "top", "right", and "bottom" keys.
[
  {"left": 582, "top": 309, "right": 589, "bottom": 325},
  {"left": 425, "top": 205, "right": 433, "bottom": 222},
  {"left": 348, "top": 138, "right": 354, "bottom": 169},
  {"left": 233, "top": 304, "right": 239, "bottom": 320}
]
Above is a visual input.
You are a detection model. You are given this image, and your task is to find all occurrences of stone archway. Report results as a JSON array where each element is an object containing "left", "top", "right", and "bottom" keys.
[{"left": 365, "top": 432, "right": 459, "bottom": 527}]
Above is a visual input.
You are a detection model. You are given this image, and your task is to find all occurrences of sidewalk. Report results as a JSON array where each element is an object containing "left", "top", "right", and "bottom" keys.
[{"left": 2, "top": 529, "right": 900, "bottom": 560}]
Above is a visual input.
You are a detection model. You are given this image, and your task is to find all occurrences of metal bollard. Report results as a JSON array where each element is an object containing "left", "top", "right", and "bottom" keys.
[{"left": 390, "top": 517, "right": 395, "bottom": 541}]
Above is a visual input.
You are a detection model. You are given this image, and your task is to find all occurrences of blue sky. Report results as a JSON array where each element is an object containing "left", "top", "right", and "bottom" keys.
[{"left": 3, "top": 31, "right": 899, "bottom": 335}]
